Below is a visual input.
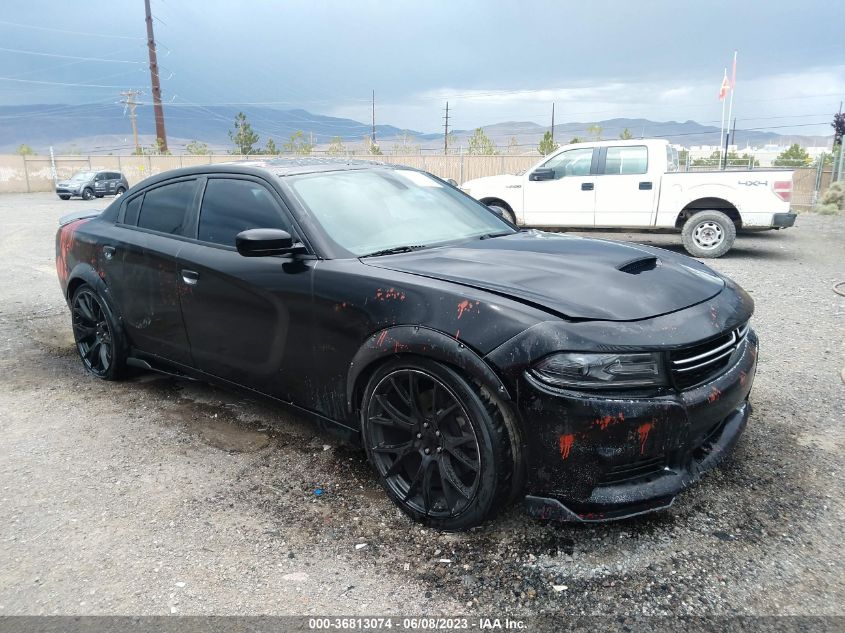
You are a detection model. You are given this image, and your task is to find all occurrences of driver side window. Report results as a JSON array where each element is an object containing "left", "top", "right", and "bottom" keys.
[{"left": 542, "top": 148, "right": 594, "bottom": 179}]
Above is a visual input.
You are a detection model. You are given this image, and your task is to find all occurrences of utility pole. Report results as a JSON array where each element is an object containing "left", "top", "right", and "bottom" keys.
[
  {"left": 120, "top": 90, "right": 141, "bottom": 154},
  {"left": 371, "top": 89, "right": 376, "bottom": 145},
  {"left": 144, "top": 0, "right": 168, "bottom": 153},
  {"left": 443, "top": 101, "right": 450, "bottom": 154},
  {"left": 550, "top": 102, "right": 555, "bottom": 143}
]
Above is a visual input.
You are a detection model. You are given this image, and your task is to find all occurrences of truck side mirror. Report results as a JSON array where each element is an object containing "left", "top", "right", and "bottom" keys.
[{"left": 529, "top": 168, "right": 555, "bottom": 181}]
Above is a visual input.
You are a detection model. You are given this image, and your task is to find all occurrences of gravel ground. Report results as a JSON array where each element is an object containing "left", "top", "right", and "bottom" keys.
[{"left": 0, "top": 193, "right": 843, "bottom": 617}]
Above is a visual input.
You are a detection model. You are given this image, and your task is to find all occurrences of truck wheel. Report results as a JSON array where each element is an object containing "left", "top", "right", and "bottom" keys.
[
  {"left": 488, "top": 204, "right": 516, "bottom": 225},
  {"left": 682, "top": 211, "right": 736, "bottom": 258}
]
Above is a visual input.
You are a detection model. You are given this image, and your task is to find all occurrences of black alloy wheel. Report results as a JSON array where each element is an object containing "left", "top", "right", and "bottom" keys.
[
  {"left": 362, "top": 358, "right": 516, "bottom": 529},
  {"left": 82, "top": 188, "right": 94, "bottom": 200},
  {"left": 71, "top": 286, "right": 124, "bottom": 379}
]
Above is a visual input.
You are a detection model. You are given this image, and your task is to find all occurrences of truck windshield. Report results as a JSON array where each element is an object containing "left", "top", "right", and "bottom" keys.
[{"left": 286, "top": 169, "right": 515, "bottom": 257}]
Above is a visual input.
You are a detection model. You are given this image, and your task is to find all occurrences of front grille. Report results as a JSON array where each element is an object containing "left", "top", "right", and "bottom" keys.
[
  {"left": 598, "top": 454, "right": 667, "bottom": 485},
  {"left": 670, "top": 322, "right": 749, "bottom": 390}
]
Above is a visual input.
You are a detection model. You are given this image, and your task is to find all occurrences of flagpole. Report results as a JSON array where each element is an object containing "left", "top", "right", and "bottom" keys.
[
  {"left": 719, "top": 68, "right": 727, "bottom": 166},
  {"left": 725, "top": 50, "right": 738, "bottom": 163}
]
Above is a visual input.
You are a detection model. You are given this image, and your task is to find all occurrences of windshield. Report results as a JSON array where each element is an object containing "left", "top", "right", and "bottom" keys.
[
  {"left": 286, "top": 169, "right": 515, "bottom": 257},
  {"left": 70, "top": 171, "right": 96, "bottom": 181}
]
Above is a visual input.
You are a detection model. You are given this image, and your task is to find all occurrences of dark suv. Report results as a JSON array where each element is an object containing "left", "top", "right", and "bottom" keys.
[{"left": 56, "top": 170, "right": 129, "bottom": 201}]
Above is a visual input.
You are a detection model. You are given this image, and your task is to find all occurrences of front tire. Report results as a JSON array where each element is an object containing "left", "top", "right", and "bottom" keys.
[
  {"left": 58, "top": 195, "right": 70, "bottom": 201},
  {"left": 81, "top": 188, "right": 94, "bottom": 201},
  {"left": 70, "top": 284, "right": 127, "bottom": 380},
  {"left": 488, "top": 203, "right": 516, "bottom": 225},
  {"left": 682, "top": 210, "right": 736, "bottom": 258},
  {"left": 361, "top": 357, "right": 517, "bottom": 530}
]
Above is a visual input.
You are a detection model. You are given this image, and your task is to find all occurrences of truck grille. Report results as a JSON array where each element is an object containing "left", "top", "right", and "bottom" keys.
[{"left": 670, "top": 322, "right": 749, "bottom": 390}]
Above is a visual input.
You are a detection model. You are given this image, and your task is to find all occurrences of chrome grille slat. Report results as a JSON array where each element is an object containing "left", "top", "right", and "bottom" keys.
[
  {"left": 671, "top": 330, "right": 737, "bottom": 365},
  {"left": 674, "top": 347, "right": 736, "bottom": 372},
  {"left": 669, "top": 322, "right": 749, "bottom": 390}
]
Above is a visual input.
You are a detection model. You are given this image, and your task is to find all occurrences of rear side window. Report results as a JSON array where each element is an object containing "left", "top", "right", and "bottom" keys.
[
  {"left": 137, "top": 180, "right": 196, "bottom": 235},
  {"left": 124, "top": 194, "right": 143, "bottom": 225},
  {"left": 604, "top": 146, "right": 648, "bottom": 175},
  {"left": 198, "top": 178, "right": 290, "bottom": 247}
]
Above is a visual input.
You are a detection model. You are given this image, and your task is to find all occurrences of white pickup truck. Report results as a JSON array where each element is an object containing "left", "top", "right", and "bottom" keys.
[{"left": 461, "top": 138, "right": 797, "bottom": 257}]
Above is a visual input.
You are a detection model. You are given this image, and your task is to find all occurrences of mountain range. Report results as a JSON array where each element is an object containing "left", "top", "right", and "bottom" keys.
[{"left": 0, "top": 103, "right": 832, "bottom": 154}]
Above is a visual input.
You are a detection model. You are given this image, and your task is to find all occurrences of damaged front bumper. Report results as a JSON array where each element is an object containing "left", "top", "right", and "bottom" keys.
[{"left": 516, "top": 329, "right": 758, "bottom": 523}]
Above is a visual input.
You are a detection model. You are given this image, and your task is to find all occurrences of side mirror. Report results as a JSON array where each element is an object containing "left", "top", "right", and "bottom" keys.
[
  {"left": 445, "top": 178, "right": 459, "bottom": 187},
  {"left": 529, "top": 168, "right": 556, "bottom": 181},
  {"left": 235, "top": 228, "right": 306, "bottom": 257}
]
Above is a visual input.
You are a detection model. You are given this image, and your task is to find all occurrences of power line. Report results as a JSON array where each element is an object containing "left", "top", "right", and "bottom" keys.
[
  {"left": 0, "top": 76, "right": 128, "bottom": 88},
  {"left": 0, "top": 46, "right": 144, "bottom": 64},
  {"left": 0, "top": 19, "right": 143, "bottom": 40}
]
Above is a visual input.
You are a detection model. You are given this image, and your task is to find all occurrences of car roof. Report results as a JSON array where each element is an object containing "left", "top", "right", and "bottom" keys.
[{"left": 133, "top": 157, "right": 403, "bottom": 189}]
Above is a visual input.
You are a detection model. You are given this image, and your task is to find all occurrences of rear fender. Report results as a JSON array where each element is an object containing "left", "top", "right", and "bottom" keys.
[{"left": 346, "top": 325, "right": 512, "bottom": 413}]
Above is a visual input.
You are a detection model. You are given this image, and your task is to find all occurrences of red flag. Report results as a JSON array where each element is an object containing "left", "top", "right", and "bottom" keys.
[{"left": 719, "top": 71, "right": 730, "bottom": 101}]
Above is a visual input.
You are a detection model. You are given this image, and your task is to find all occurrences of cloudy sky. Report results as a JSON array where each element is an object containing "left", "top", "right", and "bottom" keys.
[{"left": 1, "top": 0, "right": 843, "bottom": 135}]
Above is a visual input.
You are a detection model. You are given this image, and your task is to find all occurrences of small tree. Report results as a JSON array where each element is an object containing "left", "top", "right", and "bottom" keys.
[
  {"left": 569, "top": 136, "right": 585, "bottom": 144},
  {"left": 229, "top": 112, "right": 259, "bottom": 155},
  {"left": 538, "top": 131, "right": 558, "bottom": 155},
  {"left": 186, "top": 140, "right": 210, "bottom": 155},
  {"left": 773, "top": 143, "right": 811, "bottom": 167},
  {"left": 283, "top": 131, "right": 314, "bottom": 155},
  {"left": 587, "top": 124, "right": 603, "bottom": 140},
  {"left": 16, "top": 144, "right": 36, "bottom": 156},
  {"left": 832, "top": 112, "right": 845, "bottom": 147},
  {"left": 264, "top": 138, "right": 279, "bottom": 155},
  {"left": 507, "top": 136, "right": 519, "bottom": 154},
  {"left": 467, "top": 128, "right": 497, "bottom": 155},
  {"left": 392, "top": 131, "right": 420, "bottom": 155},
  {"left": 327, "top": 136, "right": 346, "bottom": 156},
  {"left": 619, "top": 128, "right": 634, "bottom": 140}
]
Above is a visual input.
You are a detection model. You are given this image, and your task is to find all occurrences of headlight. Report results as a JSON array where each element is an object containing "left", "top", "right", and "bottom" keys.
[{"left": 529, "top": 352, "right": 667, "bottom": 389}]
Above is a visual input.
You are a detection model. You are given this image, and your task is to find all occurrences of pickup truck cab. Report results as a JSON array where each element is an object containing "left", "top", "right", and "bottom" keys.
[{"left": 461, "top": 139, "right": 797, "bottom": 257}]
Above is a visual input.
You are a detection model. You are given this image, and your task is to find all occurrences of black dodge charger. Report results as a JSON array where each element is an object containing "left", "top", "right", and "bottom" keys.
[{"left": 56, "top": 159, "right": 757, "bottom": 530}]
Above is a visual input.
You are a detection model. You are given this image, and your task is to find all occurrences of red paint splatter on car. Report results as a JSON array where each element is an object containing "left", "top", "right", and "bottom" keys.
[
  {"left": 559, "top": 434, "right": 575, "bottom": 460},
  {"left": 376, "top": 330, "right": 388, "bottom": 347},
  {"left": 637, "top": 421, "right": 654, "bottom": 455},
  {"left": 454, "top": 329, "right": 460, "bottom": 340},
  {"left": 333, "top": 301, "right": 348, "bottom": 312},
  {"left": 375, "top": 288, "right": 406, "bottom": 301},
  {"left": 739, "top": 370, "right": 747, "bottom": 386},
  {"left": 56, "top": 220, "right": 85, "bottom": 284},
  {"left": 456, "top": 299, "right": 480, "bottom": 319},
  {"left": 594, "top": 412, "right": 625, "bottom": 430},
  {"left": 708, "top": 387, "right": 721, "bottom": 403}
]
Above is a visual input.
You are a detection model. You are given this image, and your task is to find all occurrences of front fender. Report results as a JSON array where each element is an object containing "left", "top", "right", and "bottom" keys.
[{"left": 346, "top": 325, "right": 512, "bottom": 413}]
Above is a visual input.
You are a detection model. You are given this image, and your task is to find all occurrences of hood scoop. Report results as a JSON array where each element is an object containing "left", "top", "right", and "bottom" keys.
[{"left": 618, "top": 256, "right": 659, "bottom": 275}]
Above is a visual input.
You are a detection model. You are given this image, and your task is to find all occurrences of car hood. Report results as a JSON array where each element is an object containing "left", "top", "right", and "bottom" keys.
[
  {"left": 462, "top": 174, "right": 522, "bottom": 190},
  {"left": 362, "top": 231, "right": 725, "bottom": 321}
]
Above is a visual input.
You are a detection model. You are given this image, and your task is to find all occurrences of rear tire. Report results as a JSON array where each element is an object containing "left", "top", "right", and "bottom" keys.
[
  {"left": 361, "top": 357, "right": 518, "bottom": 530},
  {"left": 682, "top": 210, "right": 736, "bottom": 258},
  {"left": 115, "top": 187, "right": 126, "bottom": 197},
  {"left": 95, "top": 194, "right": 104, "bottom": 198},
  {"left": 81, "top": 188, "right": 94, "bottom": 201},
  {"left": 70, "top": 284, "right": 127, "bottom": 380}
]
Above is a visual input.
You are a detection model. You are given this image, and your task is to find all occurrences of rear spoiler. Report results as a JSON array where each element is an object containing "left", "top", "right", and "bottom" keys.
[{"left": 59, "top": 209, "right": 102, "bottom": 226}]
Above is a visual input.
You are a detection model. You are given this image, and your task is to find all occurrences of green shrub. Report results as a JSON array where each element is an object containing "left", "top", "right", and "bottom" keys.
[{"left": 815, "top": 181, "right": 844, "bottom": 215}]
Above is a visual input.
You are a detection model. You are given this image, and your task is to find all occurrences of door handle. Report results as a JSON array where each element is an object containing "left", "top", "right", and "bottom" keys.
[
  {"left": 102, "top": 245, "right": 116, "bottom": 260},
  {"left": 639, "top": 181, "right": 653, "bottom": 190},
  {"left": 581, "top": 182, "right": 594, "bottom": 191},
  {"left": 181, "top": 269, "right": 199, "bottom": 285}
]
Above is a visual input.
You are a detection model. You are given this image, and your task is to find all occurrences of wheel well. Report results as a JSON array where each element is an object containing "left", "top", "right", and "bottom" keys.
[
  {"left": 676, "top": 198, "right": 741, "bottom": 229},
  {"left": 66, "top": 276, "right": 86, "bottom": 300},
  {"left": 480, "top": 197, "right": 513, "bottom": 213}
]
